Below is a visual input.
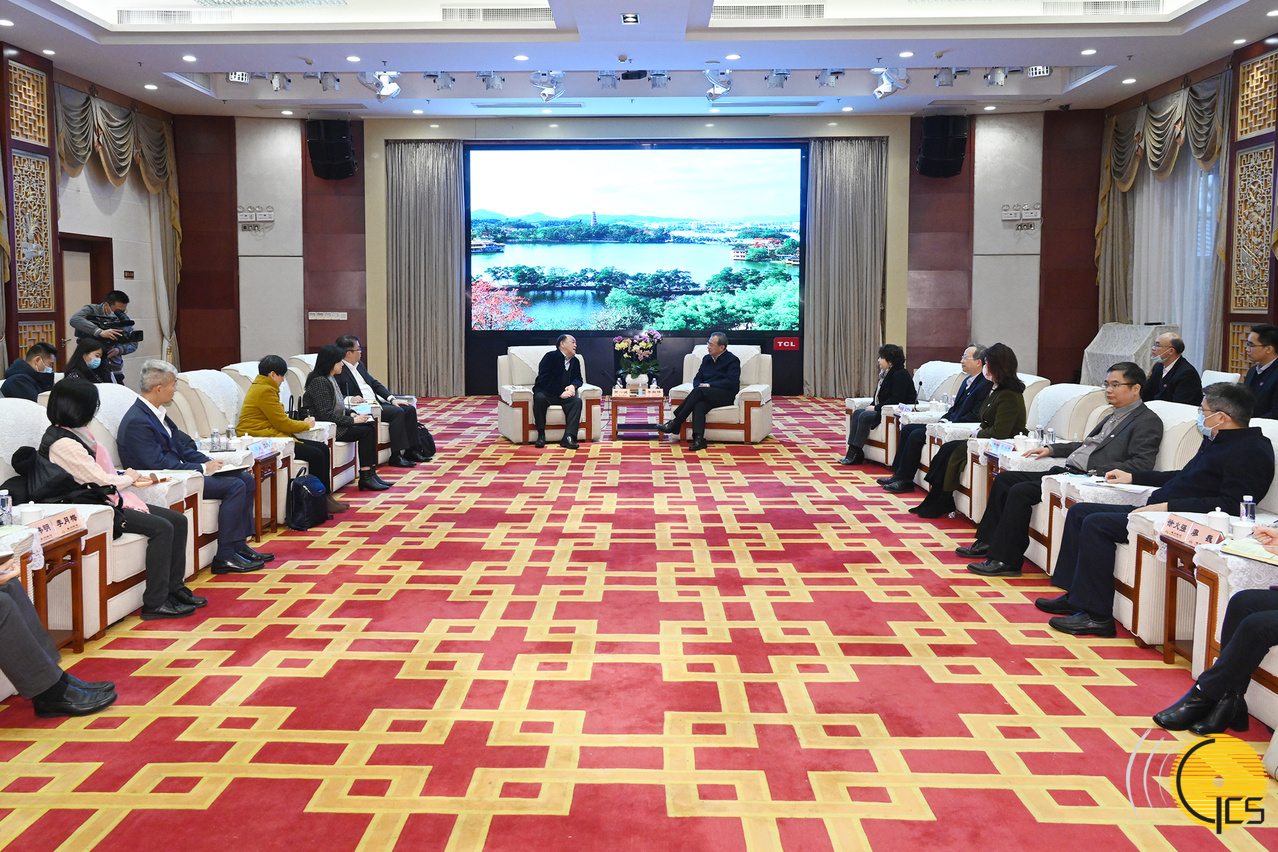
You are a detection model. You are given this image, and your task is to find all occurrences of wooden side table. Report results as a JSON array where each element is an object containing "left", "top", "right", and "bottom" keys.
[
  {"left": 611, "top": 394, "right": 666, "bottom": 440},
  {"left": 1161, "top": 533, "right": 1197, "bottom": 665},
  {"left": 32, "top": 529, "right": 84, "bottom": 654},
  {"left": 250, "top": 451, "right": 281, "bottom": 542}
]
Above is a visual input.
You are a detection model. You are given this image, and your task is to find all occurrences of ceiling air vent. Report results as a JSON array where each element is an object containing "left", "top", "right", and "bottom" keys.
[
  {"left": 117, "top": 9, "right": 233, "bottom": 24},
  {"left": 711, "top": 4, "right": 826, "bottom": 20},
  {"left": 194, "top": 0, "right": 345, "bottom": 5},
  {"left": 441, "top": 5, "right": 555, "bottom": 23},
  {"left": 1041, "top": 0, "right": 1161, "bottom": 14}
]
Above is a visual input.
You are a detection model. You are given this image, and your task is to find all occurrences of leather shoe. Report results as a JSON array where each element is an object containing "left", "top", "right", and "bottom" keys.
[
  {"left": 170, "top": 587, "right": 208, "bottom": 608},
  {"left": 1048, "top": 611, "right": 1116, "bottom": 637},
  {"left": 1189, "top": 692, "right": 1250, "bottom": 735},
  {"left": 326, "top": 494, "right": 349, "bottom": 513},
  {"left": 658, "top": 421, "right": 678, "bottom": 434},
  {"left": 210, "top": 553, "right": 266, "bottom": 574},
  {"left": 387, "top": 453, "right": 416, "bottom": 468},
  {"left": 689, "top": 436, "right": 709, "bottom": 452},
  {"left": 358, "top": 472, "right": 390, "bottom": 491},
  {"left": 966, "top": 559, "right": 1021, "bottom": 577},
  {"left": 955, "top": 542, "right": 990, "bottom": 558},
  {"left": 236, "top": 545, "right": 275, "bottom": 563},
  {"left": 140, "top": 599, "right": 197, "bottom": 619},
  {"left": 1153, "top": 685, "right": 1218, "bottom": 730},
  {"left": 406, "top": 449, "right": 431, "bottom": 463},
  {"left": 1034, "top": 593, "right": 1077, "bottom": 615},
  {"left": 534, "top": 434, "right": 546, "bottom": 448},
  {"left": 837, "top": 457, "right": 856, "bottom": 466},
  {"left": 33, "top": 684, "right": 117, "bottom": 718},
  {"left": 876, "top": 475, "right": 899, "bottom": 486},
  {"left": 915, "top": 492, "right": 955, "bottom": 519},
  {"left": 65, "top": 673, "right": 115, "bottom": 695},
  {"left": 883, "top": 480, "right": 915, "bottom": 494},
  {"left": 560, "top": 437, "right": 580, "bottom": 450}
]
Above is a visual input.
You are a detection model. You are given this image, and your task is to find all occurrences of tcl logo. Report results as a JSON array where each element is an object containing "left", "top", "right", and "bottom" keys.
[{"left": 774, "top": 338, "right": 800, "bottom": 351}]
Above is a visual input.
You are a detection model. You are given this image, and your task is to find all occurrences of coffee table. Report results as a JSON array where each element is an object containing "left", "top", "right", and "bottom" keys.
[{"left": 611, "top": 394, "right": 666, "bottom": 439}]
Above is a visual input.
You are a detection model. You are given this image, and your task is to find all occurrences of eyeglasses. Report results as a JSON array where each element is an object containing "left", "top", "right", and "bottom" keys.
[
  {"left": 1245, "top": 341, "right": 1264, "bottom": 349},
  {"left": 346, "top": 348, "right": 362, "bottom": 354},
  {"left": 1102, "top": 381, "right": 1135, "bottom": 389}
]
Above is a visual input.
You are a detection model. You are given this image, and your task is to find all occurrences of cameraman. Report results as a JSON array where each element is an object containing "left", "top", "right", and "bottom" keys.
[{"left": 70, "top": 290, "right": 138, "bottom": 384}]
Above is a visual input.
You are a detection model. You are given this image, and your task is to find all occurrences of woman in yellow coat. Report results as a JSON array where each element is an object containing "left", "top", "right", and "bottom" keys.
[{"left": 238, "top": 355, "right": 347, "bottom": 513}]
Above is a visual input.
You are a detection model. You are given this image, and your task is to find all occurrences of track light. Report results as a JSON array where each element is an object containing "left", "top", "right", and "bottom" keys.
[
  {"left": 530, "top": 70, "right": 565, "bottom": 102},
  {"left": 764, "top": 69, "right": 790, "bottom": 89},
  {"left": 320, "top": 71, "right": 339, "bottom": 91},
  {"left": 477, "top": 71, "right": 503, "bottom": 90},
  {"left": 649, "top": 70, "right": 669, "bottom": 89},
  {"left": 424, "top": 72, "right": 454, "bottom": 90},
  {"left": 870, "top": 67, "right": 909, "bottom": 99},
  {"left": 934, "top": 68, "right": 954, "bottom": 87},
  {"left": 598, "top": 70, "right": 617, "bottom": 90},
  {"left": 358, "top": 71, "right": 401, "bottom": 102},
  {"left": 815, "top": 68, "right": 844, "bottom": 87},
  {"left": 704, "top": 69, "right": 732, "bottom": 103},
  {"left": 270, "top": 72, "right": 290, "bottom": 92},
  {"left": 985, "top": 67, "right": 1007, "bottom": 86}
]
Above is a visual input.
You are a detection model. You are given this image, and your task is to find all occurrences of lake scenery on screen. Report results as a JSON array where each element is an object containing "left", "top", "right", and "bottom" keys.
[{"left": 468, "top": 146, "right": 802, "bottom": 332}]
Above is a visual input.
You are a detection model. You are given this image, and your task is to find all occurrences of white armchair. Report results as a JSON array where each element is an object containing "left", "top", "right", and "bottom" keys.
[
  {"left": 287, "top": 356, "right": 360, "bottom": 490},
  {"left": 496, "top": 347, "right": 603, "bottom": 444},
  {"left": 290, "top": 354, "right": 392, "bottom": 464},
  {"left": 669, "top": 345, "right": 772, "bottom": 444},
  {"left": 845, "top": 360, "right": 965, "bottom": 466}
]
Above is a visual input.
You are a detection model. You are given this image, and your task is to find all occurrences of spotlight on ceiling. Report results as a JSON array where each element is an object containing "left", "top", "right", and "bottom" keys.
[
  {"left": 815, "top": 68, "right": 845, "bottom": 87},
  {"left": 270, "top": 72, "right": 290, "bottom": 92},
  {"left": 319, "top": 71, "right": 339, "bottom": 92},
  {"left": 425, "top": 72, "right": 454, "bottom": 90},
  {"left": 358, "top": 70, "right": 401, "bottom": 102},
  {"left": 649, "top": 71, "right": 669, "bottom": 89},
  {"left": 934, "top": 67, "right": 954, "bottom": 87},
  {"left": 598, "top": 70, "right": 618, "bottom": 90},
  {"left": 477, "top": 71, "right": 503, "bottom": 90},
  {"left": 620, "top": 12, "right": 639, "bottom": 25},
  {"left": 870, "top": 67, "right": 909, "bottom": 99},
  {"left": 704, "top": 69, "right": 732, "bottom": 103},
  {"left": 765, "top": 69, "right": 790, "bottom": 89},
  {"left": 530, "top": 70, "right": 565, "bottom": 102},
  {"left": 985, "top": 67, "right": 1007, "bottom": 86}
]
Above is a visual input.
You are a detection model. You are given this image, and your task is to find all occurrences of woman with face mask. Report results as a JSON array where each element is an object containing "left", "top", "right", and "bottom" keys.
[{"left": 64, "top": 338, "right": 112, "bottom": 384}]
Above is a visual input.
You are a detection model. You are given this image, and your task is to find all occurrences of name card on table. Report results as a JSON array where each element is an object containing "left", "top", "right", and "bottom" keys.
[
  {"left": 247, "top": 440, "right": 275, "bottom": 460},
  {"left": 989, "top": 438, "right": 1016, "bottom": 455},
  {"left": 28, "top": 508, "right": 84, "bottom": 545},
  {"left": 1161, "top": 514, "right": 1225, "bottom": 547}
]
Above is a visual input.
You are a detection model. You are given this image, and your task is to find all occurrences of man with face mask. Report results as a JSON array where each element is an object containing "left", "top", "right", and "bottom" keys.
[
  {"left": 1, "top": 342, "right": 57, "bottom": 401},
  {"left": 70, "top": 290, "right": 138, "bottom": 385},
  {"left": 1035, "top": 382, "right": 1273, "bottom": 638},
  {"left": 1142, "top": 333, "right": 1201, "bottom": 404}
]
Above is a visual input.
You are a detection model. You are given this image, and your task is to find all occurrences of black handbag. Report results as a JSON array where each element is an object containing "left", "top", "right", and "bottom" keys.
[{"left": 11, "top": 447, "right": 79, "bottom": 503}]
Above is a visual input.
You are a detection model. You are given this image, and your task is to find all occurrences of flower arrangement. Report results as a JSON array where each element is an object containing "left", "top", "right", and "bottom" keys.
[{"left": 614, "top": 329, "right": 662, "bottom": 379}]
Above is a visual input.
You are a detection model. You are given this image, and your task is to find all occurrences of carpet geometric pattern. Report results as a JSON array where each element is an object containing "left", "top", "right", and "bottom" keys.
[{"left": 0, "top": 397, "right": 1274, "bottom": 851}]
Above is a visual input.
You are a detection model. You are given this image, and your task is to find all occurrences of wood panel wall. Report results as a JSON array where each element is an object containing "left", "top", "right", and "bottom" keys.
[{"left": 302, "top": 122, "right": 366, "bottom": 353}]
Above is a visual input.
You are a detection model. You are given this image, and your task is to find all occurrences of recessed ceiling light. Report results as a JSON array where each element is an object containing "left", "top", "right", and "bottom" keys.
[
  {"left": 1268, "top": 37, "right": 1278, "bottom": 45},
  {"left": 281, "top": 110, "right": 293, "bottom": 115},
  {"left": 827, "top": 122, "right": 837, "bottom": 126},
  {"left": 841, "top": 106, "right": 854, "bottom": 112},
  {"left": 548, "top": 123, "right": 558, "bottom": 128},
  {"left": 346, "top": 56, "right": 360, "bottom": 63},
  {"left": 725, "top": 54, "right": 740, "bottom": 61},
  {"left": 0, "top": 19, "right": 15, "bottom": 26},
  {"left": 429, "top": 123, "right": 439, "bottom": 128},
  {"left": 899, "top": 51, "right": 914, "bottom": 58},
  {"left": 182, "top": 54, "right": 196, "bottom": 62},
  {"left": 705, "top": 123, "right": 714, "bottom": 127},
  {"left": 1080, "top": 48, "right": 1097, "bottom": 56},
  {"left": 144, "top": 84, "right": 158, "bottom": 90},
  {"left": 542, "top": 108, "right": 552, "bottom": 114},
  {"left": 412, "top": 109, "right": 423, "bottom": 114},
  {"left": 984, "top": 105, "right": 996, "bottom": 111},
  {"left": 1234, "top": 38, "right": 1248, "bottom": 45},
  {"left": 513, "top": 55, "right": 529, "bottom": 61},
  {"left": 42, "top": 49, "right": 54, "bottom": 56},
  {"left": 1122, "top": 78, "right": 1137, "bottom": 84},
  {"left": 1268, "top": 9, "right": 1278, "bottom": 15},
  {"left": 709, "top": 107, "right": 720, "bottom": 113},
  {"left": 621, "top": 13, "right": 639, "bottom": 25}
]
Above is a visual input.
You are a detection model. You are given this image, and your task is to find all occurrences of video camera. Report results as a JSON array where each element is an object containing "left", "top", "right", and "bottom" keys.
[{"left": 83, "top": 313, "right": 143, "bottom": 345}]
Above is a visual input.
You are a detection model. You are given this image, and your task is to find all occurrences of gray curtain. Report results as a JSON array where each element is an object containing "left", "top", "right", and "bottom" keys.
[
  {"left": 385, "top": 140, "right": 466, "bottom": 396},
  {"left": 804, "top": 137, "right": 888, "bottom": 398}
]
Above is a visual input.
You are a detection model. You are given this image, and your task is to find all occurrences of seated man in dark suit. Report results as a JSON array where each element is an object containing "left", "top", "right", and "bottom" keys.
[
  {"left": 0, "top": 554, "right": 116, "bottom": 717},
  {"left": 1037, "top": 382, "right": 1274, "bottom": 637},
  {"left": 1245, "top": 323, "right": 1278, "bottom": 419},
  {"left": 659, "top": 331, "right": 741, "bottom": 452},
  {"left": 1, "top": 342, "right": 57, "bottom": 402},
  {"left": 1142, "top": 333, "right": 1201, "bottom": 404},
  {"left": 879, "top": 343, "right": 991, "bottom": 493},
  {"left": 533, "top": 335, "right": 584, "bottom": 451},
  {"left": 117, "top": 360, "right": 272, "bottom": 575},
  {"left": 962, "top": 362, "right": 1163, "bottom": 577},
  {"left": 334, "top": 334, "right": 430, "bottom": 467}
]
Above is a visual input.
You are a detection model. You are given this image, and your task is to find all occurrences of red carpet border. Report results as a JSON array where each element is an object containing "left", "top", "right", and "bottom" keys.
[{"left": 0, "top": 396, "right": 1273, "bottom": 851}]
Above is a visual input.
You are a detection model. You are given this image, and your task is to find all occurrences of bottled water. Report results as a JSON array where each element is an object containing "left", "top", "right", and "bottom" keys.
[
  {"left": 0, "top": 490, "right": 12, "bottom": 526},
  {"left": 227, "top": 426, "right": 237, "bottom": 442},
  {"left": 210, "top": 429, "right": 220, "bottom": 452},
  {"left": 1044, "top": 428, "right": 1055, "bottom": 445},
  {"left": 1240, "top": 496, "right": 1256, "bottom": 523}
]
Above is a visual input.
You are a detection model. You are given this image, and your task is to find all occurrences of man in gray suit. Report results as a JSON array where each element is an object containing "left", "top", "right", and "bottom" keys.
[{"left": 960, "top": 362, "right": 1164, "bottom": 577}]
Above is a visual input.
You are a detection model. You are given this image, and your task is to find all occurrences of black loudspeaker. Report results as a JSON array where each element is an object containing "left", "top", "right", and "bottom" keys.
[
  {"left": 305, "top": 119, "right": 358, "bottom": 180},
  {"left": 916, "top": 115, "right": 969, "bottom": 179}
]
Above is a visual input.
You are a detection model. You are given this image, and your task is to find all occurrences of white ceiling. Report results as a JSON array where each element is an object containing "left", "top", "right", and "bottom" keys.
[{"left": 3, "top": 0, "right": 1275, "bottom": 119}]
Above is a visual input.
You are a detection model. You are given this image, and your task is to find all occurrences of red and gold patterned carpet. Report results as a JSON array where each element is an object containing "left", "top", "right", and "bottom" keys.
[{"left": 0, "top": 397, "right": 1273, "bottom": 850}]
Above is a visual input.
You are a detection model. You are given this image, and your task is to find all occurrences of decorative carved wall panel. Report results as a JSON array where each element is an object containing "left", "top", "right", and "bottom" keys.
[
  {"left": 7, "top": 61, "right": 48, "bottom": 147},
  {"left": 1231, "top": 144, "right": 1275, "bottom": 313},
  {"left": 10, "top": 151, "right": 54, "bottom": 312},
  {"left": 1238, "top": 50, "right": 1278, "bottom": 141},
  {"left": 1228, "top": 322, "right": 1252, "bottom": 375},
  {"left": 17, "top": 321, "right": 54, "bottom": 352}
]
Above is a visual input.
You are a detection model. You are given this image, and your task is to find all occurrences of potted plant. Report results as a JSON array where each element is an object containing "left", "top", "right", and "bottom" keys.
[{"left": 614, "top": 330, "right": 662, "bottom": 390}]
